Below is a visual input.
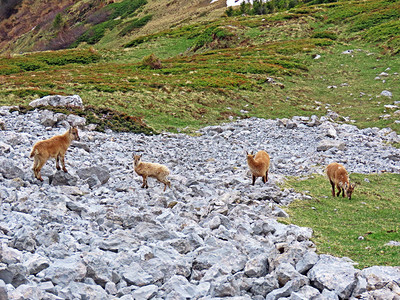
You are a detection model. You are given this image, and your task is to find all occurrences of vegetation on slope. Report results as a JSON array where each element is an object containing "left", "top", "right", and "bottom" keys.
[{"left": 0, "top": 0, "right": 399, "bottom": 133}]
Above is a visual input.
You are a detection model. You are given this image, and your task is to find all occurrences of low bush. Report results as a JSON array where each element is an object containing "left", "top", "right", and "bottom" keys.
[
  {"left": 141, "top": 53, "right": 162, "bottom": 69},
  {"left": 11, "top": 105, "right": 156, "bottom": 134},
  {"left": 311, "top": 31, "right": 337, "bottom": 40},
  {"left": 119, "top": 15, "right": 152, "bottom": 37}
]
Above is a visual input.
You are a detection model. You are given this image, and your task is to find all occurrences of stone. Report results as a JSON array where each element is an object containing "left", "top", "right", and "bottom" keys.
[
  {"left": 316, "top": 139, "right": 346, "bottom": 151},
  {"left": 132, "top": 284, "right": 158, "bottom": 299},
  {"left": 50, "top": 170, "right": 78, "bottom": 186},
  {"left": 289, "top": 285, "right": 320, "bottom": 299},
  {"left": 249, "top": 274, "right": 279, "bottom": 296},
  {"left": 244, "top": 254, "right": 269, "bottom": 277},
  {"left": 0, "top": 280, "right": 7, "bottom": 300},
  {"left": 352, "top": 266, "right": 400, "bottom": 297},
  {"left": 105, "top": 281, "right": 118, "bottom": 295},
  {"left": 76, "top": 166, "right": 110, "bottom": 185},
  {"left": 39, "top": 110, "right": 58, "bottom": 127},
  {"left": 23, "top": 254, "right": 50, "bottom": 275},
  {"left": 325, "top": 126, "right": 337, "bottom": 139},
  {"left": 275, "top": 263, "right": 303, "bottom": 286},
  {"left": 29, "top": 95, "right": 84, "bottom": 108},
  {"left": 122, "top": 263, "right": 154, "bottom": 286},
  {"left": 65, "top": 282, "right": 108, "bottom": 300},
  {"left": 307, "top": 255, "right": 357, "bottom": 299},
  {"left": 265, "top": 276, "right": 309, "bottom": 300},
  {"left": 39, "top": 255, "right": 87, "bottom": 287},
  {"left": 0, "top": 159, "right": 24, "bottom": 179},
  {"left": 380, "top": 90, "right": 392, "bottom": 98},
  {"left": 66, "top": 114, "right": 86, "bottom": 127},
  {"left": 296, "top": 251, "right": 319, "bottom": 274}
]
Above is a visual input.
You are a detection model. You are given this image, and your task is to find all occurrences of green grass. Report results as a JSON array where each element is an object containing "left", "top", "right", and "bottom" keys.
[
  {"left": 281, "top": 173, "right": 400, "bottom": 268},
  {"left": 0, "top": 0, "right": 399, "bottom": 135}
]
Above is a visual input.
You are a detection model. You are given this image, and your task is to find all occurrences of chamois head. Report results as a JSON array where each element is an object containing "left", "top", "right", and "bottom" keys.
[
  {"left": 133, "top": 154, "right": 142, "bottom": 167},
  {"left": 345, "top": 182, "right": 356, "bottom": 200},
  {"left": 69, "top": 127, "right": 80, "bottom": 141},
  {"left": 246, "top": 151, "right": 255, "bottom": 159}
]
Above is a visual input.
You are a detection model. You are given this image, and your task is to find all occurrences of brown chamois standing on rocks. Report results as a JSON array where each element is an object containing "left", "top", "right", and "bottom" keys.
[
  {"left": 326, "top": 162, "right": 356, "bottom": 199},
  {"left": 30, "top": 127, "right": 80, "bottom": 181},
  {"left": 246, "top": 150, "right": 270, "bottom": 185},
  {"left": 133, "top": 154, "right": 171, "bottom": 191}
]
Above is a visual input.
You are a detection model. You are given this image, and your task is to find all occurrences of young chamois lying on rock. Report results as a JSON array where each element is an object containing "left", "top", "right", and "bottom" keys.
[
  {"left": 133, "top": 154, "right": 171, "bottom": 191},
  {"left": 246, "top": 150, "right": 270, "bottom": 185},
  {"left": 30, "top": 127, "right": 80, "bottom": 181},
  {"left": 326, "top": 162, "right": 356, "bottom": 199}
]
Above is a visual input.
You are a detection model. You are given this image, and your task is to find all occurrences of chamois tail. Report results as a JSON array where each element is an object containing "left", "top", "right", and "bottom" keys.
[{"left": 30, "top": 148, "right": 37, "bottom": 158}]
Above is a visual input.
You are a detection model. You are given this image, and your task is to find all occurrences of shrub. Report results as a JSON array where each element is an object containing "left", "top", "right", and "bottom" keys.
[
  {"left": 72, "top": 0, "right": 148, "bottom": 46},
  {"left": 141, "top": 53, "right": 162, "bottom": 69},
  {"left": 5, "top": 89, "right": 51, "bottom": 98},
  {"left": 31, "top": 50, "right": 101, "bottom": 65},
  {"left": 119, "top": 14, "right": 152, "bottom": 36},
  {"left": 108, "top": 0, "right": 147, "bottom": 19},
  {"left": 311, "top": 31, "right": 337, "bottom": 40},
  {"left": 192, "top": 26, "right": 234, "bottom": 51},
  {"left": 15, "top": 60, "right": 47, "bottom": 71},
  {"left": 124, "top": 36, "right": 148, "bottom": 48},
  {"left": 11, "top": 105, "right": 156, "bottom": 134},
  {"left": 225, "top": 6, "right": 234, "bottom": 17},
  {"left": 0, "top": 64, "right": 21, "bottom": 75}
]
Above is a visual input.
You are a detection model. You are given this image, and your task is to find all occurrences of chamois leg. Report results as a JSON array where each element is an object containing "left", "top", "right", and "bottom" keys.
[
  {"left": 35, "top": 158, "right": 46, "bottom": 181},
  {"left": 56, "top": 154, "right": 61, "bottom": 170},
  {"left": 341, "top": 188, "right": 346, "bottom": 198},
  {"left": 252, "top": 174, "right": 256, "bottom": 185},
  {"left": 32, "top": 156, "right": 39, "bottom": 178},
  {"left": 265, "top": 170, "right": 269, "bottom": 182},
  {"left": 60, "top": 155, "right": 68, "bottom": 172},
  {"left": 336, "top": 187, "right": 342, "bottom": 197},
  {"left": 141, "top": 175, "right": 148, "bottom": 188},
  {"left": 262, "top": 175, "right": 266, "bottom": 184},
  {"left": 329, "top": 180, "right": 335, "bottom": 197},
  {"left": 141, "top": 176, "right": 146, "bottom": 188},
  {"left": 161, "top": 179, "right": 171, "bottom": 192}
]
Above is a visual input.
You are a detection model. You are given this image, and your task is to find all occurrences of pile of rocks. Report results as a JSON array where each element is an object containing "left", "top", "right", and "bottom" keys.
[{"left": 0, "top": 106, "right": 399, "bottom": 299}]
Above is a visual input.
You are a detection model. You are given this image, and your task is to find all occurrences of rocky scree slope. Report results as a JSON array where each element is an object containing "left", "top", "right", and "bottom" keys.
[{"left": 0, "top": 106, "right": 400, "bottom": 299}]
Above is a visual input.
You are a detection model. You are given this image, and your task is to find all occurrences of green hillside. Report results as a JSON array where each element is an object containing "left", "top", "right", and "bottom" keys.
[{"left": 0, "top": 0, "right": 399, "bottom": 135}]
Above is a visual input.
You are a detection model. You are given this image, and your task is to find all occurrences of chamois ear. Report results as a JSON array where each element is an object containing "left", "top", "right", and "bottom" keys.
[{"left": 351, "top": 183, "right": 356, "bottom": 188}]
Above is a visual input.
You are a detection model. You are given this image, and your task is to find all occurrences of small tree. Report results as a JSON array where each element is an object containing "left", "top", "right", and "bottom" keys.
[
  {"left": 53, "top": 13, "right": 63, "bottom": 29},
  {"left": 240, "top": 1, "right": 250, "bottom": 15},
  {"left": 225, "top": 6, "right": 234, "bottom": 17}
]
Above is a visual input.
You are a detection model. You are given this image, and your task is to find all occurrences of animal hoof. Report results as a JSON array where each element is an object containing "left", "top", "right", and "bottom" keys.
[
  {"left": 56, "top": 166, "right": 61, "bottom": 170},
  {"left": 63, "top": 169, "right": 68, "bottom": 173}
]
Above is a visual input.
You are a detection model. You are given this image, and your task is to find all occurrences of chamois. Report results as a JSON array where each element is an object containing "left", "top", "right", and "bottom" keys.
[
  {"left": 246, "top": 150, "right": 270, "bottom": 185},
  {"left": 133, "top": 154, "right": 171, "bottom": 191},
  {"left": 30, "top": 127, "right": 80, "bottom": 181},
  {"left": 326, "top": 162, "right": 356, "bottom": 199}
]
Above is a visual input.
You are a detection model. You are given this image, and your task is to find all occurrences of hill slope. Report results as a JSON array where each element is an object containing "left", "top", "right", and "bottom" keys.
[
  {"left": 0, "top": 0, "right": 399, "bottom": 135},
  {"left": 0, "top": 0, "right": 226, "bottom": 53}
]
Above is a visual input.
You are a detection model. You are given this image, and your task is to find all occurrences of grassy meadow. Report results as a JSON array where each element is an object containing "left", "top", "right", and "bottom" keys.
[
  {"left": 0, "top": 0, "right": 399, "bottom": 266},
  {"left": 281, "top": 173, "right": 400, "bottom": 268}
]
